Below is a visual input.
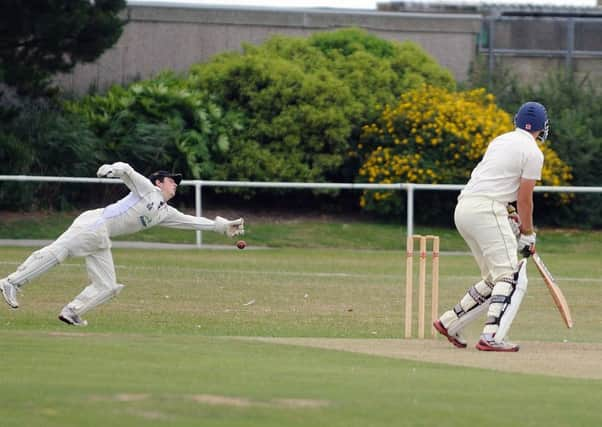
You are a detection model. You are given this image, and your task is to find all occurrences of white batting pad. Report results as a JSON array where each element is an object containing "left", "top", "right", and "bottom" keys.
[{"left": 494, "top": 260, "right": 528, "bottom": 343}]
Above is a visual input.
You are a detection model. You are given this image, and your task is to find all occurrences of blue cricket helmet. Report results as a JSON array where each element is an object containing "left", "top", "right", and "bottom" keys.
[{"left": 514, "top": 101, "right": 549, "bottom": 141}]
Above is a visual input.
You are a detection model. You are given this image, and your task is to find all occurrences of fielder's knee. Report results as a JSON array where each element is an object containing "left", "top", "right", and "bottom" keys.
[
  {"left": 8, "top": 246, "right": 68, "bottom": 287},
  {"left": 69, "top": 283, "right": 125, "bottom": 316}
]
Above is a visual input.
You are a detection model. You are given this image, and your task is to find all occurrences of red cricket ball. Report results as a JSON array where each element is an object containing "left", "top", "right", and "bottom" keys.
[{"left": 236, "top": 240, "right": 246, "bottom": 250}]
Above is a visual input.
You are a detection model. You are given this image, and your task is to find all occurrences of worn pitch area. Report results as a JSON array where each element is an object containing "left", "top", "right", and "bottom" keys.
[{"left": 245, "top": 337, "right": 602, "bottom": 380}]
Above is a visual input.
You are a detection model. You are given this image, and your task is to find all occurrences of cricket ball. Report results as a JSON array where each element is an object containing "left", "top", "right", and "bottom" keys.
[{"left": 236, "top": 240, "right": 246, "bottom": 250}]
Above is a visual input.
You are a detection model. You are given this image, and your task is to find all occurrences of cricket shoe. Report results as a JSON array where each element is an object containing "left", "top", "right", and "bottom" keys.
[
  {"left": 0, "top": 278, "right": 19, "bottom": 309},
  {"left": 475, "top": 335, "right": 519, "bottom": 352},
  {"left": 433, "top": 320, "right": 467, "bottom": 348},
  {"left": 58, "top": 306, "right": 88, "bottom": 327}
]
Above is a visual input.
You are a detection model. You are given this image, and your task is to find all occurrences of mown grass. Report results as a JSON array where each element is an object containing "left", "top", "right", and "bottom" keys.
[
  {"left": 2, "top": 210, "right": 602, "bottom": 252},
  {"left": 2, "top": 332, "right": 600, "bottom": 427},
  {"left": 1, "top": 216, "right": 601, "bottom": 427}
]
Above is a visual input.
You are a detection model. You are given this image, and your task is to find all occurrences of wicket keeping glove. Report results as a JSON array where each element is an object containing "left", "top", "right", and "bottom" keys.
[
  {"left": 518, "top": 232, "right": 536, "bottom": 258},
  {"left": 215, "top": 216, "right": 245, "bottom": 237},
  {"left": 97, "top": 164, "right": 115, "bottom": 178},
  {"left": 97, "top": 162, "right": 132, "bottom": 179}
]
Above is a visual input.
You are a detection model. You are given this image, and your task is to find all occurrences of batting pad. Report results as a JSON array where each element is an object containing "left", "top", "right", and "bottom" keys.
[
  {"left": 7, "top": 247, "right": 67, "bottom": 287},
  {"left": 494, "top": 260, "right": 528, "bottom": 343}
]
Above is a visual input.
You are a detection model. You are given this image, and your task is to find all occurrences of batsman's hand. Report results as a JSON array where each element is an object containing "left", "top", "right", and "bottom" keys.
[
  {"left": 518, "top": 232, "right": 536, "bottom": 258},
  {"left": 215, "top": 216, "right": 245, "bottom": 237},
  {"left": 97, "top": 164, "right": 115, "bottom": 178}
]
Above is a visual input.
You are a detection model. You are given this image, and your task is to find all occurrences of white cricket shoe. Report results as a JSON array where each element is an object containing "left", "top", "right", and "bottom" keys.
[
  {"left": 475, "top": 334, "right": 519, "bottom": 352},
  {"left": 0, "top": 279, "right": 19, "bottom": 308},
  {"left": 58, "top": 306, "right": 88, "bottom": 326}
]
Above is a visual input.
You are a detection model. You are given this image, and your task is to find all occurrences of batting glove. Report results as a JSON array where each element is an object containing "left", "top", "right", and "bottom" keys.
[
  {"left": 518, "top": 232, "right": 536, "bottom": 258},
  {"left": 97, "top": 164, "right": 114, "bottom": 178},
  {"left": 506, "top": 204, "right": 521, "bottom": 239},
  {"left": 215, "top": 216, "right": 245, "bottom": 237}
]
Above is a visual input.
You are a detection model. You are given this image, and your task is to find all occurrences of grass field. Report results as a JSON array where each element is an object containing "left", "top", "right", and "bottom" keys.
[{"left": 1, "top": 217, "right": 601, "bottom": 426}]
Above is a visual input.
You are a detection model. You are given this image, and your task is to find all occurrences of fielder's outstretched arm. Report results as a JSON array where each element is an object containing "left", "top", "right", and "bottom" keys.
[{"left": 160, "top": 206, "right": 244, "bottom": 237}]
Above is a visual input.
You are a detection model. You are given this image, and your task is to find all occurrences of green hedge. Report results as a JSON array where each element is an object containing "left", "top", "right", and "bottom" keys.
[{"left": 187, "top": 28, "right": 455, "bottom": 184}]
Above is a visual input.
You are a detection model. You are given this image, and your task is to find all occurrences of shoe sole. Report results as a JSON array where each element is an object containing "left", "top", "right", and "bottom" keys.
[
  {"left": 0, "top": 285, "right": 19, "bottom": 309},
  {"left": 433, "top": 320, "right": 467, "bottom": 349},
  {"left": 58, "top": 314, "right": 88, "bottom": 326},
  {"left": 475, "top": 340, "right": 520, "bottom": 352},
  {"left": 58, "top": 314, "right": 75, "bottom": 325}
]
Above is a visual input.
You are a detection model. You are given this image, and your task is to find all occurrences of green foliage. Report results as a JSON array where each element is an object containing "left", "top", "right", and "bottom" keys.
[
  {"left": 0, "top": 100, "right": 102, "bottom": 209},
  {"left": 0, "top": 0, "right": 126, "bottom": 95},
  {"left": 2, "top": 28, "right": 456, "bottom": 211},
  {"left": 356, "top": 85, "right": 572, "bottom": 221},
  {"left": 188, "top": 28, "right": 455, "bottom": 184},
  {"left": 309, "top": 29, "right": 456, "bottom": 125},
  {"left": 65, "top": 72, "right": 244, "bottom": 179},
  {"left": 189, "top": 45, "right": 358, "bottom": 183}
]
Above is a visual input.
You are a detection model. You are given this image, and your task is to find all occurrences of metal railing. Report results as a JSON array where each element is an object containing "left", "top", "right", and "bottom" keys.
[
  {"left": 479, "top": 15, "right": 602, "bottom": 84},
  {"left": 2, "top": 175, "right": 602, "bottom": 247}
]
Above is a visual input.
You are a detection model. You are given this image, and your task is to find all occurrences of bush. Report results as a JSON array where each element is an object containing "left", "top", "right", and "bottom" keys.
[
  {"left": 189, "top": 49, "right": 358, "bottom": 184},
  {"left": 356, "top": 85, "right": 572, "bottom": 221},
  {"left": 65, "top": 72, "right": 244, "bottom": 179},
  {"left": 0, "top": 100, "right": 102, "bottom": 209},
  {"left": 188, "top": 28, "right": 455, "bottom": 185}
]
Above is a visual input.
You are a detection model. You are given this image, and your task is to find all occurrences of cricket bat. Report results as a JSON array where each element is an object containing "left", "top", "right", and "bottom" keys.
[{"left": 531, "top": 251, "right": 574, "bottom": 329}]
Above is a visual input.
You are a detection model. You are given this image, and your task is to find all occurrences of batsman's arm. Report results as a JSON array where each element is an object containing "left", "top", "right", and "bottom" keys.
[
  {"left": 97, "top": 162, "right": 155, "bottom": 197},
  {"left": 160, "top": 206, "right": 244, "bottom": 237},
  {"left": 516, "top": 177, "right": 536, "bottom": 235}
]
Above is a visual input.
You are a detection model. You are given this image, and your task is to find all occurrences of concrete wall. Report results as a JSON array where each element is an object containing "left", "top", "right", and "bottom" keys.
[{"left": 55, "top": 4, "right": 482, "bottom": 94}]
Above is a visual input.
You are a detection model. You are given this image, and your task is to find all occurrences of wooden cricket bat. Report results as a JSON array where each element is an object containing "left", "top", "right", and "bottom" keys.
[{"left": 531, "top": 251, "right": 574, "bottom": 329}]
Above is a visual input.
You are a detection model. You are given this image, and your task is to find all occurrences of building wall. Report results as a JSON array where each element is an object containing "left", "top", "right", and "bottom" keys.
[{"left": 55, "top": 4, "right": 482, "bottom": 94}]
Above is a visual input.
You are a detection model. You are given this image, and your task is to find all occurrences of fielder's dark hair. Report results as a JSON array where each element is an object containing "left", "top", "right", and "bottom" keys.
[{"left": 148, "top": 170, "right": 182, "bottom": 185}]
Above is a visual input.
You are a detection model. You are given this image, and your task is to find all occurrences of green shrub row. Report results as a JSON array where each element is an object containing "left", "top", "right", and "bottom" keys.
[{"left": 2, "top": 28, "right": 454, "bottom": 209}]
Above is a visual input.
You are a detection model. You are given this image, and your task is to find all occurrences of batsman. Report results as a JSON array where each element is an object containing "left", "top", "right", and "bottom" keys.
[
  {"left": 434, "top": 102, "right": 548, "bottom": 352},
  {"left": 0, "top": 162, "right": 244, "bottom": 326}
]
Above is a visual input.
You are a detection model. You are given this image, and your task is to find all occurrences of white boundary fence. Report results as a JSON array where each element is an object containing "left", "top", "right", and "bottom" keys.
[{"left": 2, "top": 175, "right": 602, "bottom": 248}]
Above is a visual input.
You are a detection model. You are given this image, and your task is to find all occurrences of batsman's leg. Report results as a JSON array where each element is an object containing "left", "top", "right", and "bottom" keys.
[
  {"left": 436, "top": 279, "right": 494, "bottom": 348},
  {"left": 59, "top": 248, "right": 124, "bottom": 326},
  {"left": 476, "top": 260, "right": 527, "bottom": 352}
]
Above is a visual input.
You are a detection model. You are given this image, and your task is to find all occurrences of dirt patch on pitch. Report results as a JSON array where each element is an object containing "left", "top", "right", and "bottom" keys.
[
  {"left": 247, "top": 337, "right": 602, "bottom": 380},
  {"left": 191, "top": 394, "right": 329, "bottom": 408},
  {"left": 90, "top": 392, "right": 329, "bottom": 409}
]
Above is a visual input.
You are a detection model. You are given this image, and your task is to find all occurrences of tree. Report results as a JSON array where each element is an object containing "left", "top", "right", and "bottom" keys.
[{"left": 0, "top": 0, "right": 126, "bottom": 96}]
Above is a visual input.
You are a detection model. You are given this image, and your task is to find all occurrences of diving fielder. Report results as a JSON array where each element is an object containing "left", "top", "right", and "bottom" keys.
[
  {"left": 433, "top": 102, "right": 548, "bottom": 352},
  {"left": 0, "top": 162, "right": 244, "bottom": 326}
]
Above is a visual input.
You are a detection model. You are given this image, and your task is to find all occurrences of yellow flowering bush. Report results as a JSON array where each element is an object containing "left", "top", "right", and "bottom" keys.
[{"left": 357, "top": 85, "right": 572, "bottom": 215}]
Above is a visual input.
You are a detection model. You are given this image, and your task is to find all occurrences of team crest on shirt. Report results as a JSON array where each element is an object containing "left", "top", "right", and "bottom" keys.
[{"left": 139, "top": 215, "right": 152, "bottom": 227}]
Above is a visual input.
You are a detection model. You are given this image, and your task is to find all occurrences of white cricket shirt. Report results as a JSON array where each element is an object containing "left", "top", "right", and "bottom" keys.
[
  {"left": 90, "top": 163, "right": 216, "bottom": 237},
  {"left": 459, "top": 128, "right": 544, "bottom": 203}
]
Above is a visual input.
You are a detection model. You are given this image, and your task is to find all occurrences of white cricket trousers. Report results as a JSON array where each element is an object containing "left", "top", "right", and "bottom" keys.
[
  {"left": 454, "top": 196, "right": 518, "bottom": 283},
  {"left": 9, "top": 209, "right": 122, "bottom": 315}
]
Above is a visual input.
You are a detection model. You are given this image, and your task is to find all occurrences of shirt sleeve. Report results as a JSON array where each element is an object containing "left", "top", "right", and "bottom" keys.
[
  {"left": 109, "top": 162, "right": 156, "bottom": 197},
  {"left": 522, "top": 148, "right": 544, "bottom": 180},
  {"left": 159, "top": 206, "right": 218, "bottom": 231}
]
